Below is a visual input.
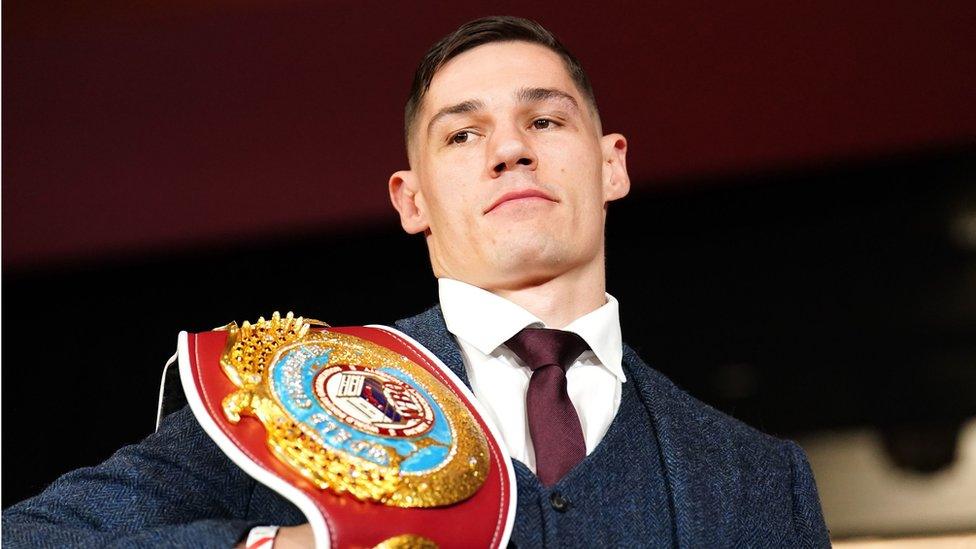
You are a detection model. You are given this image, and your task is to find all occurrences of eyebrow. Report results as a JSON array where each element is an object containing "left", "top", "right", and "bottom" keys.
[
  {"left": 426, "top": 99, "right": 487, "bottom": 138},
  {"left": 515, "top": 87, "right": 580, "bottom": 111},
  {"left": 425, "top": 87, "right": 581, "bottom": 139}
]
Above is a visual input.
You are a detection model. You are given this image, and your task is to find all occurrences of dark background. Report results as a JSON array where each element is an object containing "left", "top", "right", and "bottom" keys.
[{"left": 4, "top": 1, "right": 976, "bottom": 512}]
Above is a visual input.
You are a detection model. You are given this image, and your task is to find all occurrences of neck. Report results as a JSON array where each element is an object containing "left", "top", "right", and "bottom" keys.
[{"left": 491, "top": 260, "right": 607, "bottom": 328}]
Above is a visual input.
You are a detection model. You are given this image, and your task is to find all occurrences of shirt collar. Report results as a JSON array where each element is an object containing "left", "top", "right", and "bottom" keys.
[
  {"left": 562, "top": 293, "right": 625, "bottom": 383},
  {"left": 438, "top": 278, "right": 626, "bottom": 382}
]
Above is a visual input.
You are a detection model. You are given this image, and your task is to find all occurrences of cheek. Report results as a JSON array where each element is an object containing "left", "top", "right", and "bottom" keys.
[
  {"left": 424, "top": 170, "right": 481, "bottom": 232},
  {"left": 546, "top": 133, "right": 600, "bottom": 170},
  {"left": 544, "top": 144, "right": 604, "bottom": 204}
]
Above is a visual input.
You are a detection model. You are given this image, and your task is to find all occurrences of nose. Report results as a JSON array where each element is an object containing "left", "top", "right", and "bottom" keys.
[{"left": 487, "top": 124, "right": 537, "bottom": 178}]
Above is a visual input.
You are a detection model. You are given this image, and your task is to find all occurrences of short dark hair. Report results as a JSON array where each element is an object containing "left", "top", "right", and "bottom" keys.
[{"left": 404, "top": 16, "right": 598, "bottom": 149}]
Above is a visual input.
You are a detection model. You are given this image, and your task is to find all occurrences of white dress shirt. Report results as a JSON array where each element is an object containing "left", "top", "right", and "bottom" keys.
[{"left": 438, "top": 278, "right": 625, "bottom": 472}]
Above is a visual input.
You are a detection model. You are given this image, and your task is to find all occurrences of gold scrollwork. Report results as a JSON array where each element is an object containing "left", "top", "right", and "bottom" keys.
[
  {"left": 372, "top": 534, "right": 439, "bottom": 549},
  {"left": 219, "top": 312, "right": 489, "bottom": 507}
]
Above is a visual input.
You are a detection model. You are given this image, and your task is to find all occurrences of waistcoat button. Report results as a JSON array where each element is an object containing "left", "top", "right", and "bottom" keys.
[{"left": 549, "top": 491, "right": 569, "bottom": 512}]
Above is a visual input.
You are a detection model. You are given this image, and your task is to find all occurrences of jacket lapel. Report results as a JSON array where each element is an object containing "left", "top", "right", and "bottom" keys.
[
  {"left": 624, "top": 344, "right": 736, "bottom": 548},
  {"left": 393, "top": 305, "right": 472, "bottom": 390}
]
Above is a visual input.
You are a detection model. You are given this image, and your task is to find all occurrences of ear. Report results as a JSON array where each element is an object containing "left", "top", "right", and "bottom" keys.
[
  {"left": 389, "top": 170, "right": 429, "bottom": 234},
  {"left": 600, "top": 133, "right": 630, "bottom": 203}
]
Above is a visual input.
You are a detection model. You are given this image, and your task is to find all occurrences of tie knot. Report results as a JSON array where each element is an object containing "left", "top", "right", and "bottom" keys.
[{"left": 504, "top": 327, "right": 590, "bottom": 372}]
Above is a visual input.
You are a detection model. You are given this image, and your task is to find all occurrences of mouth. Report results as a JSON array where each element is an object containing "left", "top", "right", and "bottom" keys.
[{"left": 483, "top": 188, "right": 558, "bottom": 214}]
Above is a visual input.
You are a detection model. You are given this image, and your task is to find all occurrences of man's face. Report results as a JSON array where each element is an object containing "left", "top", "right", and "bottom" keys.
[{"left": 390, "top": 41, "right": 629, "bottom": 291}]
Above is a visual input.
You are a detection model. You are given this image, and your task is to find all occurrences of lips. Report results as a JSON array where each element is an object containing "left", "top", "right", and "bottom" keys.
[{"left": 484, "top": 189, "right": 558, "bottom": 214}]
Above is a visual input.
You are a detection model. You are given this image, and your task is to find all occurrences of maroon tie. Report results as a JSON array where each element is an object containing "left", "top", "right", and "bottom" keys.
[{"left": 505, "top": 327, "right": 589, "bottom": 486}]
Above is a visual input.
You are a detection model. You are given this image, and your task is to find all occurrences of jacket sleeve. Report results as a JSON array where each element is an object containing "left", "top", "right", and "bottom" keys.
[
  {"left": 2, "top": 406, "right": 259, "bottom": 548},
  {"left": 786, "top": 440, "right": 831, "bottom": 548}
]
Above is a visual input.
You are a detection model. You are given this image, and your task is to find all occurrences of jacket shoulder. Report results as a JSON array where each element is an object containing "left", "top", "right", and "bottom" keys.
[
  {"left": 625, "top": 343, "right": 791, "bottom": 456},
  {"left": 624, "top": 345, "right": 830, "bottom": 547}
]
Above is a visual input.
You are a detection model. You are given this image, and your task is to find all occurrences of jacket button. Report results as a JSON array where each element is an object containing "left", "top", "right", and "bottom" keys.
[{"left": 549, "top": 491, "right": 569, "bottom": 512}]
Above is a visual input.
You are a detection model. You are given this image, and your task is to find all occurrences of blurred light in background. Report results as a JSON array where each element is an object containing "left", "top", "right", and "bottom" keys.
[{"left": 803, "top": 418, "right": 976, "bottom": 538}]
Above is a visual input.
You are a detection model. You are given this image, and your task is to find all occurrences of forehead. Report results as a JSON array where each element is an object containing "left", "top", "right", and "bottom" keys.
[{"left": 423, "top": 41, "right": 580, "bottom": 116}]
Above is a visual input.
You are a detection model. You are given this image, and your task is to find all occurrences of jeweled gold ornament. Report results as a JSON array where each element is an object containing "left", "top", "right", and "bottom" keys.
[{"left": 219, "top": 312, "right": 489, "bottom": 507}]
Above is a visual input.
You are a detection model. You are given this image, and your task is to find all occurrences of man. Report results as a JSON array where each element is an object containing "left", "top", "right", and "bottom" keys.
[{"left": 3, "top": 16, "right": 830, "bottom": 547}]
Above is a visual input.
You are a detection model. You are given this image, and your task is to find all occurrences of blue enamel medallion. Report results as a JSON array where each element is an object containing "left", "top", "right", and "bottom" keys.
[{"left": 270, "top": 344, "right": 453, "bottom": 474}]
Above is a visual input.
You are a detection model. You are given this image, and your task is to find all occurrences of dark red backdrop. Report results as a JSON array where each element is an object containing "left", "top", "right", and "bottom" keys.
[{"left": 4, "top": 1, "right": 975, "bottom": 268}]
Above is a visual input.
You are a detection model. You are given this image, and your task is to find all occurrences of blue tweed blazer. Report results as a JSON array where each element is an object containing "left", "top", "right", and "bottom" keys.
[{"left": 3, "top": 306, "right": 830, "bottom": 547}]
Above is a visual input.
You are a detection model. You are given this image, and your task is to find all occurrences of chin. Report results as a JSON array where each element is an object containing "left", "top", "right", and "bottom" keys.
[{"left": 491, "top": 240, "right": 575, "bottom": 281}]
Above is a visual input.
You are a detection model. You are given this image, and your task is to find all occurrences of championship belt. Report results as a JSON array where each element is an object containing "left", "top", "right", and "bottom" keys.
[{"left": 177, "top": 312, "right": 516, "bottom": 548}]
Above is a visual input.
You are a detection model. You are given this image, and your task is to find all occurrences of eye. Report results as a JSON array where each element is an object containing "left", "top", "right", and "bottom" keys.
[
  {"left": 450, "top": 130, "right": 470, "bottom": 145},
  {"left": 532, "top": 118, "right": 554, "bottom": 130}
]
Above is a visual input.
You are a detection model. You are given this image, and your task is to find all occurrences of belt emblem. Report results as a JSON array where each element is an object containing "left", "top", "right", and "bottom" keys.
[{"left": 219, "top": 312, "right": 489, "bottom": 507}]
